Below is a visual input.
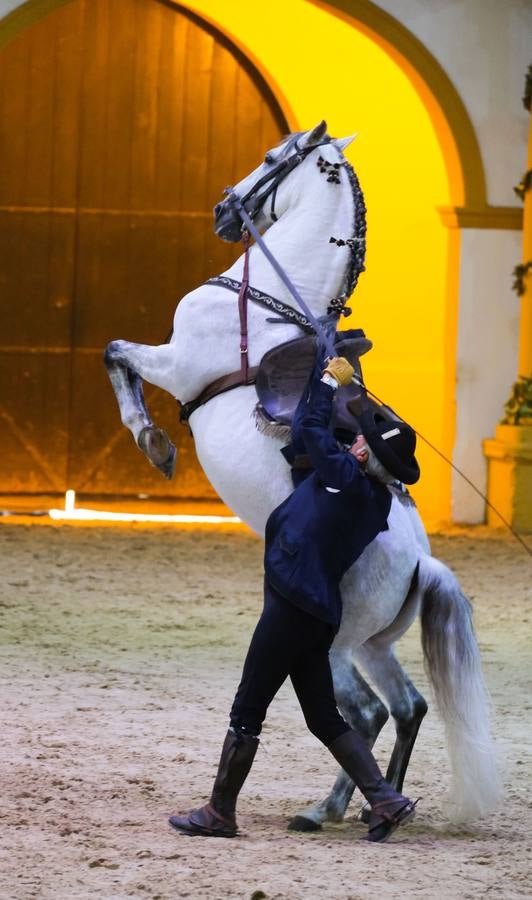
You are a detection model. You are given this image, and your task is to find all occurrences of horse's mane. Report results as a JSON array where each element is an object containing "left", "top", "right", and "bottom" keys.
[
  {"left": 342, "top": 159, "right": 367, "bottom": 300},
  {"left": 272, "top": 131, "right": 367, "bottom": 302}
]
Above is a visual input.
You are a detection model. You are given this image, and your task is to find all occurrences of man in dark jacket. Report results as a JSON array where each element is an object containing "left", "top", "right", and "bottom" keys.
[{"left": 169, "top": 353, "right": 420, "bottom": 843}]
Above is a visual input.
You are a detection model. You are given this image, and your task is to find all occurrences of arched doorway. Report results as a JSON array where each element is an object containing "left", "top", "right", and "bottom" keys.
[
  {"left": 0, "top": 0, "right": 287, "bottom": 499},
  {"left": 164, "top": 0, "right": 487, "bottom": 527}
]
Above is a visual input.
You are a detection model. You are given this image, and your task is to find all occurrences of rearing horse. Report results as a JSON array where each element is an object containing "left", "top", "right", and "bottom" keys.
[{"left": 104, "top": 120, "right": 499, "bottom": 828}]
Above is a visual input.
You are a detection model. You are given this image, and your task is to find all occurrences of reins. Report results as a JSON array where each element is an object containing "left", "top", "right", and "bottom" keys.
[
  {"left": 180, "top": 149, "right": 337, "bottom": 420},
  {"left": 179, "top": 138, "right": 349, "bottom": 422},
  {"left": 179, "top": 144, "right": 530, "bottom": 554},
  {"left": 231, "top": 186, "right": 531, "bottom": 556},
  {"left": 228, "top": 196, "right": 338, "bottom": 360}
]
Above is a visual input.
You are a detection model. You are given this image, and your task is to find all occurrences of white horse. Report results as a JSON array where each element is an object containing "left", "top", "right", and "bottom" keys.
[{"left": 104, "top": 120, "right": 499, "bottom": 828}]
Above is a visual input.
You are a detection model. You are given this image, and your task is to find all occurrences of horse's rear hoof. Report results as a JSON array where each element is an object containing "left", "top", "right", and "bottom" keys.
[
  {"left": 137, "top": 426, "right": 177, "bottom": 479},
  {"left": 287, "top": 816, "right": 322, "bottom": 832}
]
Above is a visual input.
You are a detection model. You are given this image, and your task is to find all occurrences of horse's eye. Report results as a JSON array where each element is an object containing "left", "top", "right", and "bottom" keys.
[{"left": 264, "top": 152, "right": 275, "bottom": 165}]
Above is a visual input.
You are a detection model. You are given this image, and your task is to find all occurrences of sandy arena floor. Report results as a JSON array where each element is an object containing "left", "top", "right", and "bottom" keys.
[{"left": 0, "top": 522, "right": 531, "bottom": 899}]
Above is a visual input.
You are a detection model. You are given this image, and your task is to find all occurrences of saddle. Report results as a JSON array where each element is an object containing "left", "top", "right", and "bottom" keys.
[
  {"left": 255, "top": 328, "right": 384, "bottom": 434},
  {"left": 179, "top": 322, "right": 401, "bottom": 440},
  {"left": 254, "top": 330, "right": 413, "bottom": 499}
]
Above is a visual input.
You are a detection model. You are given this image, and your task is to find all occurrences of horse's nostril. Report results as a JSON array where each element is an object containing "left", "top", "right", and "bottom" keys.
[{"left": 214, "top": 203, "right": 222, "bottom": 216}]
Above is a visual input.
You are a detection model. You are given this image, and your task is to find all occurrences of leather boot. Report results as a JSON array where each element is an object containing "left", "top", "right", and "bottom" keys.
[
  {"left": 169, "top": 728, "right": 259, "bottom": 838},
  {"left": 328, "top": 730, "right": 417, "bottom": 842}
]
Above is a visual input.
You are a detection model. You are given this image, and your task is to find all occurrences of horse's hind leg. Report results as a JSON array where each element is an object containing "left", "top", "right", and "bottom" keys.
[
  {"left": 104, "top": 340, "right": 177, "bottom": 479},
  {"left": 356, "top": 641, "right": 428, "bottom": 795},
  {"left": 288, "top": 652, "right": 389, "bottom": 832},
  {"left": 354, "top": 568, "right": 428, "bottom": 798}
]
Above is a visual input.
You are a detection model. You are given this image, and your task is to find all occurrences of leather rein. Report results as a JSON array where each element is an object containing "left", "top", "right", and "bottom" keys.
[{"left": 178, "top": 137, "right": 347, "bottom": 425}]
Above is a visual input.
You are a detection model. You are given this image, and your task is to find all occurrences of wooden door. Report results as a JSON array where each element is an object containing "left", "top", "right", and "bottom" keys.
[{"left": 0, "top": 0, "right": 286, "bottom": 498}]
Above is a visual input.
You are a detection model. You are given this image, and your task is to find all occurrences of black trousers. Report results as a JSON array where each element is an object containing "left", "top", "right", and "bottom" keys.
[{"left": 230, "top": 579, "right": 351, "bottom": 746}]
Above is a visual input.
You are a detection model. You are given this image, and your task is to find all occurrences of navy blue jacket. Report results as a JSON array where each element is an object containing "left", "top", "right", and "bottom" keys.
[{"left": 264, "top": 368, "right": 391, "bottom": 629}]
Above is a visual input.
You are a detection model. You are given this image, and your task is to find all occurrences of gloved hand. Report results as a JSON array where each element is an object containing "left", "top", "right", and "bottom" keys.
[{"left": 323, "top": 356, "right": 354, "bottom": 386}]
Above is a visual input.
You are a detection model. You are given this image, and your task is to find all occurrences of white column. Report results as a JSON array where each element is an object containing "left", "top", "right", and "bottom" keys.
[
  {"left": 0, "top": 1, "right": 25, "bottom": 16},
  {"left": 452, "top": 229, "right": 521, "bottom": 522}
]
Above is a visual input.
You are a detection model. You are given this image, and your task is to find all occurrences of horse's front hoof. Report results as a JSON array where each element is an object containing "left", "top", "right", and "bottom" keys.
[
  {"left": 287, "top": 815, "right": 322, "bottom": 832},
  {"left": 160, "top": 444, "right": 177, "bottom": 480},
  {"left": 137, "top": 427, "right": 177, "bottom": 479}
]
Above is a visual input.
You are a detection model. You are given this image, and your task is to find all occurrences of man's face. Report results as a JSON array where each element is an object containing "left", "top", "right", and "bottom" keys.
[{"left": 349, "top": 434, "right": 369, "bottom": 466}]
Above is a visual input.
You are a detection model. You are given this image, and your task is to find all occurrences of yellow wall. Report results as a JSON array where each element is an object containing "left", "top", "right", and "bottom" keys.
[{"left": 180, "top": 0, "right": 454, "bottom": 528}]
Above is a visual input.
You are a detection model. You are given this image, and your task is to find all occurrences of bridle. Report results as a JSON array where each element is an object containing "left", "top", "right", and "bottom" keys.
[
  {"left": 225, "top": 134, "right": 335, "bottom": 225},
  {"left": 223, "top": 135, "right": 347, "bottom": 363}
]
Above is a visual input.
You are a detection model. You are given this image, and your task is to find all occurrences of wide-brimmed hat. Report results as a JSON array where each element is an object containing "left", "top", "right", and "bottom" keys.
[{"left": 358, "top": 410, "right": 420, "bottom": 484}]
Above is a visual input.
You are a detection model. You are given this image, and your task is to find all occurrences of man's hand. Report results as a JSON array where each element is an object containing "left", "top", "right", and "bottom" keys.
[
  {"left": 349, "top": 434, "right": 369, "bottom": 465},
  {"left": 323, "top": 356, "right": 354, "bottom": 386}
]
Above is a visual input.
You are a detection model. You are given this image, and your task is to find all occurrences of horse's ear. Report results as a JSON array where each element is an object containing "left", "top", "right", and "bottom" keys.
[
  {"left": 303, "top": 120, "right": 328, "bottom": 147},
  {"left": 335, "top": 134, "right": 358, "bottom": 152}
]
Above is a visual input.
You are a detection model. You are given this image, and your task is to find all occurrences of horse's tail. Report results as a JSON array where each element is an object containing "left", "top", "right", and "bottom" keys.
[{"left": 418, "top": 555, "right": 500, "bottom": 823}]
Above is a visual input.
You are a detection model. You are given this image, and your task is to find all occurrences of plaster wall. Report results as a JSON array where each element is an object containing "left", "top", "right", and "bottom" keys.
[
  {"left": 372, "top": 0, "right": 531, "bottom": 207},
  {"left": 370, "top": 0, "right": 529, "bottom": 522},
  {"left": 453, "top": 227, "right": 521, "bottom": 522},
  {"left": 0, "top": 2, "right": 21, "bottom": 14}
]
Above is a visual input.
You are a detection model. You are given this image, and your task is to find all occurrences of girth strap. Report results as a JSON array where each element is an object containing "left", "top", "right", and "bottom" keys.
[{"left": 179, "top": 365, "right": 261, "bottom": 423}]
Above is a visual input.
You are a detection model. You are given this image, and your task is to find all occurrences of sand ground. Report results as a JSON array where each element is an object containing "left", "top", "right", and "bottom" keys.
[{"left": 0, "top": 522, "right": 531, "bottom": 900}]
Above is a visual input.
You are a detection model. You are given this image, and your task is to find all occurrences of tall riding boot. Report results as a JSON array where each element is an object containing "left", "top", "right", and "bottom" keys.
[
  {"left": 169, "top": 728, "right": 259, "bottom": 838},
  {"left": 328, "top": 730, "right": 417, "bottom": 842}
]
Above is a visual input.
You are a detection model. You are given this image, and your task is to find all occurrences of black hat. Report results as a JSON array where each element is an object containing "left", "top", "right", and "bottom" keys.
[{"left": 358, "top": 410, "right": 420, "bottom": 485}]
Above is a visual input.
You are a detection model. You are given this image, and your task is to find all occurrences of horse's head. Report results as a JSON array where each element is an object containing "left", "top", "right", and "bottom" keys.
[{"left": 213, "top": 120, "right": 356, "bottom": 242}]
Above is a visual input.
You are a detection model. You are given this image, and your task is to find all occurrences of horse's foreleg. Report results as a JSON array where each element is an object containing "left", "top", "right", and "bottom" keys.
[
  {"left": 356, "top": 641, "right": 428, "bottom": 795},
  {"left": 104, "top": 340, "right": 177, "bottom": 479},
  {"left": 288, "top": 653, "right": 389, "bottom": 832}
]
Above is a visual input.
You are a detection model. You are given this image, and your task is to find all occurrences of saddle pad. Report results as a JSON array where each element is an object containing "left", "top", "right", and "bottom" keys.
[{"left": 255, "top": 330, "right": 373, "bottom": 432}]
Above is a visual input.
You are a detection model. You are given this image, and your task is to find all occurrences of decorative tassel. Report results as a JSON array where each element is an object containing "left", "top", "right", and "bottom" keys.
[
  {"left": 317, "top": 157, "right": 342, "bottom": 183},
  {"left": 329, "top": 236, "right": 364, "bottom": 248},
  {"left": 252, "top": 404, "right": 291, "bottom": 440},
  {"left": 328, "top": 296, "right": 352, "bottom": 317}
]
